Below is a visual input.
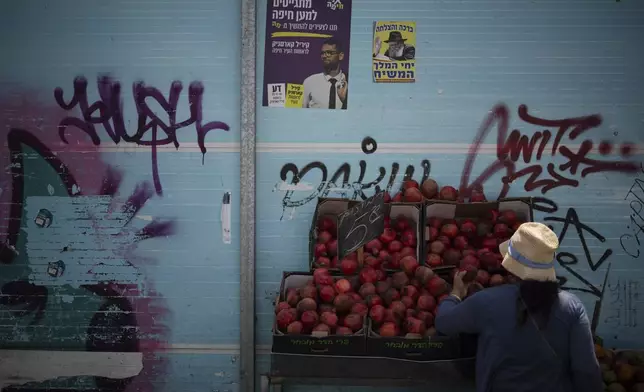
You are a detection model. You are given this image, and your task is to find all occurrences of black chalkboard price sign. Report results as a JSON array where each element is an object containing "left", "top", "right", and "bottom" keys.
[{"left": 337, "top": 191, "right": 386, "bottom": 259}]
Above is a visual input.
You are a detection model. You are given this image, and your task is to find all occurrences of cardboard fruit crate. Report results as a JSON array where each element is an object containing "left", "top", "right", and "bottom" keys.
[
  {"left": 272, "top": 271, "right": 367, "bottom": 356},
  {"left": 364, "top": 202, "right": 422, "bottom": 274},
  {"left": 423, "top": 197, "right": 534, "bottom": 273},
  {"left": 309, "top": 198, "right": 362, "bottom": 272}
]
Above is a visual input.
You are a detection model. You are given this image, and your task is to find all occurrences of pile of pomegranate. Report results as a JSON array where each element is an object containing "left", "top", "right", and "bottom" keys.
[
  {"left": 274, "top": 269, "right": 367, "bottom": 336},
  {"left": 368, "top": 266, "right": 450, "bottom": 338},
  {"left": 385, "top": 178, "right": 488, "bottom": 203},
  {"left": 313, "top": 215, "right": 361, "bottom": 269}
]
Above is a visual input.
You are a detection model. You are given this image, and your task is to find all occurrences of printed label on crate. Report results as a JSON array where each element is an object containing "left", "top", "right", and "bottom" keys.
[
  {"left": 289, "top": 338, "right": 351, "bottom": 345},
  {"left": 384, "top": 340, "right": 445, "bottom": 349},
  {"left": 336, "top": 191, "right": 386, "bottom": 258}
]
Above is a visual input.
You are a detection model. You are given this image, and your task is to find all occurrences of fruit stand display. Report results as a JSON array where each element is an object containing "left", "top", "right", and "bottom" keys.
[
  {"left": 273, "top": 271, "right": 367, "bottom": 356},
  {"left": 595, "top": 340, "right": 644, "bottom": 392}
]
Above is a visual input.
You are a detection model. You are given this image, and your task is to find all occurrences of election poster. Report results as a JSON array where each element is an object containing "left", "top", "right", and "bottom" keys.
[
  {"left": 262, "top": 0, "right": 353, "bottom": 110},
  {"left": 372, "top": 21, "right": 416, "bottom": 83}
]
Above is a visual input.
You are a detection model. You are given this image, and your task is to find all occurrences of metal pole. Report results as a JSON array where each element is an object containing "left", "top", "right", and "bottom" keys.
[{"left": 240, "top": 0, "right": 256, "bottom": 390}]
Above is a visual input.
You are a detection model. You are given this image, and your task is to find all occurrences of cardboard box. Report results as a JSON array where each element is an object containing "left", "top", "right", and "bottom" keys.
[
  {"left": 423, "top": 197, "right": 534, "bottom": 271},
  {"left": 272, "top": 271, "right": 367, "bottom": 356},
  {"left": 309, "top": 198, "right": 361, "bottom": 272},
  {"left": 379, "top": 202, "right": 423, "bottom": 272}
]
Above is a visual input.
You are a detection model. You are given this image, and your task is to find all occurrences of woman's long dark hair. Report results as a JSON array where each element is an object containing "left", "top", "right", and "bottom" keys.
[{"left": 516, "top": 279, "right": 560, "bottom": 329}]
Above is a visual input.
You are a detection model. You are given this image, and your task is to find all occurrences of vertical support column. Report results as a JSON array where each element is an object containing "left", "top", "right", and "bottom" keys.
[{"left": 240, "top": 0, "right": 257, "bottom": 391}]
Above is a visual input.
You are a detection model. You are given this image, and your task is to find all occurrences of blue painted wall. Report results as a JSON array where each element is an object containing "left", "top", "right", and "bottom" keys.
[{"left": 0, "top": 0, "right": 643, "bottom": 392}]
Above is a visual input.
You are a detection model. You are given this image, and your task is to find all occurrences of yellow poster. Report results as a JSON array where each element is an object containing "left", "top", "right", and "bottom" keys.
[{"left": 372, "top": 21, "right": 416, "bottom": 83}]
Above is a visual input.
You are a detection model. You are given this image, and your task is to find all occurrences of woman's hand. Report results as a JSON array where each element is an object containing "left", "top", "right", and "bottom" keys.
[{"left": 451, "top": 271, "right": 471, "bottom": 300}]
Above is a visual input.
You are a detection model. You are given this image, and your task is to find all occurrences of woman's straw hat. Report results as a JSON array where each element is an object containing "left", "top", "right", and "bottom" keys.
[{"left": 498, "top": 222, "right": 558, "bottom": 282}]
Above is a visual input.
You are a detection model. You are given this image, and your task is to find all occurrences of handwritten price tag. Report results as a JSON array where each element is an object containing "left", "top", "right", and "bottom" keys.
[{"left": 336, "top": 192, "right": 386, "bottom": 259}]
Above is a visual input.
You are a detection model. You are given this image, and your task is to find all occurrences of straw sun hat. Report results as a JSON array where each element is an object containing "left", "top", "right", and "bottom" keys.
[{"left": 499, "top": 222, "right": 559, "bottom": 282}]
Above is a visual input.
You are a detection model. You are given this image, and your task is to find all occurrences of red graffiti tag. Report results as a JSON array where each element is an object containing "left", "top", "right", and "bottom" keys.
[{"left": 459, "top": 104, "right": 640, "bottom": 200}]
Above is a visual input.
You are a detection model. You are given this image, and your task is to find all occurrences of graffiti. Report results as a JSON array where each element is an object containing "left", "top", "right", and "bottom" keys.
[
  {"left": 0, "top": 126, "right": 172, "bottom": 392},
  {"left": 532, "top": 197, "right": 612, "bottom": 299},
  {"left": 54, "top": 75, "right": 231, "bottom": 195},
  {"left": 278, "top": 140, "right": 430, "bottom": 215},
  {"left": 620, "top": 163, "right": 644, "bottom": 258},
  {"left": 605, "top": 278, "right": 639, "bottom": 329},
  {"left": 459, "top": 104, "right": 640, "bottom": 201}
]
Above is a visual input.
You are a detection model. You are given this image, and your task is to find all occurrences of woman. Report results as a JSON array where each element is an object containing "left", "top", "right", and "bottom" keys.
[{"left": 435, "top": 222, "right": 602, "bottom": 392}]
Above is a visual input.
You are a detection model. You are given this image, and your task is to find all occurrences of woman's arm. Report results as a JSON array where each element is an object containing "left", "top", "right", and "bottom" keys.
[
  {"left": 435, "top": 292, "right": 482, "bottom": 335},
  {"left": 569, "top": 304, "right": 603, "bottom": 392}
]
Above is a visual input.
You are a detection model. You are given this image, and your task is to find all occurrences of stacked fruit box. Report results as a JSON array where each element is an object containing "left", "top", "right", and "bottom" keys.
[{"left": 272, "top": 195, "right": 534, "bottom": 360}]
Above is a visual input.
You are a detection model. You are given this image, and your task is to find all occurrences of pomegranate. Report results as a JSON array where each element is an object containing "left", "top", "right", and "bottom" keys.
[
  {"left": 327, "top": 239, "right": 338, "bottom": 257},
  {"left": 365, "top": 294, "right": 383, "bottom": 308},
  {"left": 437, "top": 235, "right": 451, "bottom": 248},
  {"left": 405, "top": 317, "right": 426, "bottom": 335},
  {"left": 402, "top": 285, "right": 419, "bottom": 300},
  {"left": 359, "top": 283, "right": 377, "bottom": 298},
  {"left": 277, "top": 308, "right": 298, "bottom": 330},
  {"left": 392, "top": 192, "right": 403, "bottom": 202},
  {"left": 440, "top": 223, "right": 459, "bottom": 239},
  {"left": 429, "top": 240, "right": 446, "bottom": 255},
  {"left": 318, "top": 216, "right": 335, "bottom": 232},
  {"left": 296, "top": 298, "right": 317, "bottom": 313},
  {"left": 476, "top": 269, "right": 491, "bottom": 286},
  {"left": 313, "top": 268, "right": 330, "bottom": 284},
  {"left": 319, "top": 304, "right": 334, "bottom": 313},
  {"left": 320, "top": 311, "right": 338, "bottom": 328},
  {"left": 500, "top": 210, "right": 518, "bottom": 225},
  {"left": 404, "top": 187, "right": 424, "bottom": 202},
  {"left": 359, "top": 266, "right": 378, "bottom": 284},
  {"left": 335, "top": 279, "right": 352, "bottom": 294},
  {"left": 275, "top": 301, "right": 291, "bottom": 314},
  {"left": 489, "top": 274, "right": 505, "bottom": 286},
  {"left": 403, "top": 180, "right": 419, "bottom": 190},
  {"left": 400, "top": 230, "right": 417, "bottom": 248},
  {"left": 442, "top": 248, "right": 461, "bottom": 265},
  {"left": 300, "top": 285, "right": 317, "bottom": 300},
  {"left": 369, "top": 304, "right": 386, "bottom": 324},
  {"left": 319, "top": 285, "right": 336, "bottom": 303},
  {"left": 312, "top": 323, "right": 331, "bottom": 334},
  {"left": 379, "top": 228, "right": 397, "bottom": 244},
  {"left": 286, "top": 321, "right": 303, "bottom": 334},
  {"left": 426, "top": 253, "right": 442, "bottom": 268},
  {"left": 401, "top": 296, "right": 415, "bottom": 309},
  {"left": 286, "top": 289, "right": 300, "bottom": 307},
  {"left": 333, "top": 294, "right": 355, "bottom": 314},
  {"left": 439, "top": 186, "right": 458, "bottom": 201},
  {"left": 427, "top": 226, "right": 439, "bottom": 241},
  {"left": 390, "top": 301, "right": 407, "bottom": 317},
  {"left": 365, "top": 238, "right": 383, "bottom": 255},
  {"left": 416, "top": 310, "right": 434, "bottom": 328},
  {"left": 344, "top": 313, "right": 364, "bottom": 332},
  {"left": 460, "top": 265, "right": 478, "bottom": 283},
  {"left": 384, "top": 308, "right": 401, "bottom": 324},
  {"left": 453, "top": 235, "right": 469, "bottom": 250},
  {"left": 459, "top": 220, "right": 477, "bottom": 238},
  {"left": 351, "top": 302, "right": 368, "bottom": 317},
  {"left": 318, "top": 231, "right": 333, "bottom": 244},
  {"left": 493, "top": 223, "right": 510, "bottom": 239},
  {"left": 336, "top": 326, "right": 353, "bottom": 335},
  {"left": 401, "top": 256, "right": 419, "bottom": 276},
  {"left": 427, "top": 277, "right": 448, "bottom": 297},
  {"left": 460, "top": 254, "right": 480, "bottom": 269},
  {"left": 376, "top": 280, "right": 391, "bottom": 295},
  {"left": 417, "top": 294, "right": 436, "bottom": 312},
  {"left": 388, "top": 240, "right": 403, "bottom": 253},
  {"left": 316, "top": 257, "right": 330, "bottom": 268},
  {"left": 350, "top": 292, "right": 362, "bottom": 303},
  {"left": 414, "top": 266, "right": 434, "bottom": 284},
  {"left": 340, "top": 258, "right": 359, "bottom": 275},
  {"left": 427, "top": 217, "right": 442, "bottom": 229},
  {"left": 378, "top": 250, "right": 392, "bottom": 264},
  {"left": 364, "top": 256, "right": 381, "bottom": 269},
  {"left": 420, "top": 179, "right": 439, "bottom": 199},
  {"left": 382, "top": 288, "right": 401, "bottom": 305},
  {"left": 477, "top": 222, "right": 493, "bottom": 237},
  {"left": 314, "top": 243, "right": 327, "bottom": 258},
  {"left": 378, "top": 322, "right": 399, "bottom": 337},
  {"left": 316, "top": 274, "right": 334, "bottom": 286},
  {"left": 470, "top": 191, "right": 486, "bottom": 202},
  {"left": 391, "top": 271, "right": 410, "bottom": 289},
  {"left": 399, "top": 247, "right": 415, "bottom": 258}
]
